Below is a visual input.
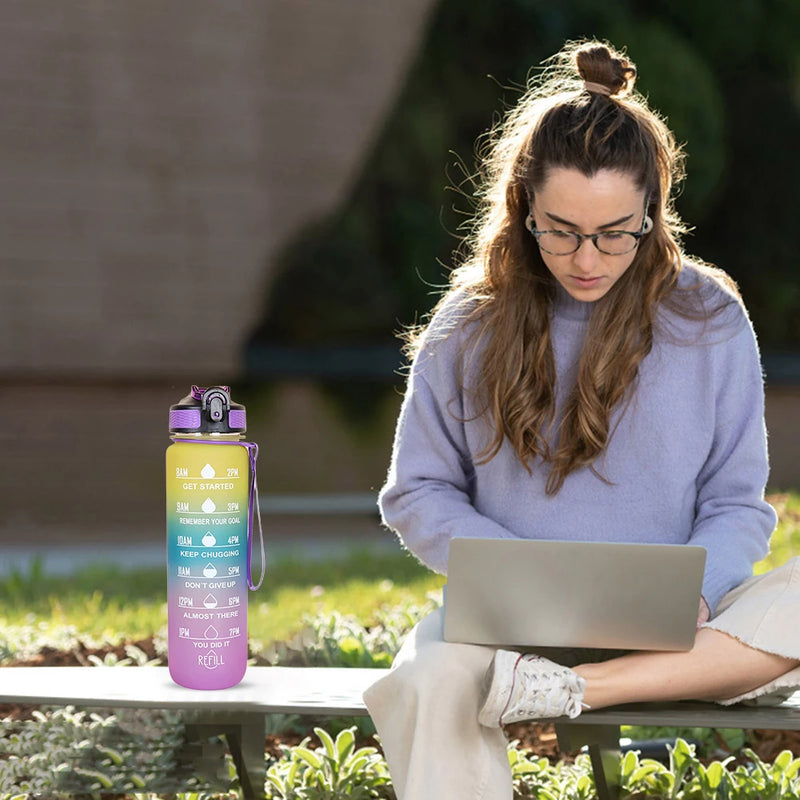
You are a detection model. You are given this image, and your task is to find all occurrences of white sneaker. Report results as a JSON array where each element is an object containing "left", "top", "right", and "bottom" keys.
[{"left": 478, "top": 650, "right": 587, "bottom": 727}]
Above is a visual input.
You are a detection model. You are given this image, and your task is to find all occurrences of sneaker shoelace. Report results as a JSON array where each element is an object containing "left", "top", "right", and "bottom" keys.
[{"left": 502, "top": 654, "right": 586, "bottom": 722}]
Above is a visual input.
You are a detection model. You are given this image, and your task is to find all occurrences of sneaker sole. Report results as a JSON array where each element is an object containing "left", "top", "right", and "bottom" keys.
[{"left": 477, "top": 649, "right": 523, "bottom": 728}]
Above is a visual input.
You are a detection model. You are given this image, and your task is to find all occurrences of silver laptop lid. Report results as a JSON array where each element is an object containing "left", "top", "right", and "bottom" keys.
[{"left": 443, "top": 538, "right": 706, "bottom": 651}]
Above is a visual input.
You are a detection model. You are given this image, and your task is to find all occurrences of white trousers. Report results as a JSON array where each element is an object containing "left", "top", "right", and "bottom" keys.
[
  {"left": 363, "top": 559, "right": 800, "bottom": 800},
  {"left": 363, "top": 606, "right": 512, "bottom": 800}
]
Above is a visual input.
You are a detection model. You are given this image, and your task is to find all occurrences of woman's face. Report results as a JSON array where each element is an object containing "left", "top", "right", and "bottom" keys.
[{"left": 530, "top": 167, "right": 648, "bottom": 303}]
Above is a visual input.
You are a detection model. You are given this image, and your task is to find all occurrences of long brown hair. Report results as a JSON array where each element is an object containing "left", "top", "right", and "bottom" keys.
[{"left": 407, "top": 40, "right": 738, "bottom": 494}]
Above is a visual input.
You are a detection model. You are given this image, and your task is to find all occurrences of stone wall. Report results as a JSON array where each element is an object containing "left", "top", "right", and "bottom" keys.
[{"left": 0, "top": 0, "right": 436, "bottom": 380}]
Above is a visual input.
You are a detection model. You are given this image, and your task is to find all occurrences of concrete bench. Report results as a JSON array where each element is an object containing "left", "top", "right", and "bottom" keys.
[
  {"left": 2, "top": 666, "right": 800, "bottom": 800},
  {"left": 0, "top": 666, "right": 376, "bottom": 799}
]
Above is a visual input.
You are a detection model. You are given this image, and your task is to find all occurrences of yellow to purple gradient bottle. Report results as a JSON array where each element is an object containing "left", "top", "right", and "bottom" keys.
[{"left": 167, "top": 386, "right": 251, "bottom": 689}]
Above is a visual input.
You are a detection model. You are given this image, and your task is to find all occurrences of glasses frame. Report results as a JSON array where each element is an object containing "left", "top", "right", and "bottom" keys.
[{"left": 529, "top": 204, "right": 651, "bottom": 256}]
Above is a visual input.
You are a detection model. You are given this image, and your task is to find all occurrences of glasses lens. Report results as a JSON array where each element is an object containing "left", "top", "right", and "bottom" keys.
[
  {"left": 536, "top": 231, "right": 580, "bottom": 255},
  {"left": 596, "top": 232, "right": 639, "bottom": 255}
]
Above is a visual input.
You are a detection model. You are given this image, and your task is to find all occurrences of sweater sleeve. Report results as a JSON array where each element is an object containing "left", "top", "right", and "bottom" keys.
[
  {"left": 690, "top": 315, "right": 777, "bottom": 613},
  {"left": 379, "top": 331, "right": 515, "bottom": 575}
]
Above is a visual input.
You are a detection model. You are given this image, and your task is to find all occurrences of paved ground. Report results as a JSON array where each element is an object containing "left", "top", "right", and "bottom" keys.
[{"left": 0, "top": 514, "right": 401, "bottom": 578}]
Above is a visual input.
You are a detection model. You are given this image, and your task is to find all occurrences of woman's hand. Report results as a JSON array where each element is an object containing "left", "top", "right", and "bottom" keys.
[{"left": 697, "top": 596, "right": 710, "bottom": 629}]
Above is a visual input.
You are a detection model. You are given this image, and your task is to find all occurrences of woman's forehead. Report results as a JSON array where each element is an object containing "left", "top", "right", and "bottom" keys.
[{"left": 532, "top": 167, "right": 645, "bottom": 221}]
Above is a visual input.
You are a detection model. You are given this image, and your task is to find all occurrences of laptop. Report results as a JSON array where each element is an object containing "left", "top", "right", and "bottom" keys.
[{"left": 443, "top": 538, "right": 706, "bottom": 652}]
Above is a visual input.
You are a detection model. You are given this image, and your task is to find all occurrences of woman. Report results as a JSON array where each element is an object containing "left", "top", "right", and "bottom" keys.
[{"left": 363, "top": 40, "right": 800, "bottom": 800}]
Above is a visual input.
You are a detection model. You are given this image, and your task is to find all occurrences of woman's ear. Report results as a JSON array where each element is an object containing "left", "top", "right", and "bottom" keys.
[
  {"left": 524, "top": 193, "right": 535, "bottom": 232},
  {"left": 642, "top": 215, "right": 654, "bottom": 233}
]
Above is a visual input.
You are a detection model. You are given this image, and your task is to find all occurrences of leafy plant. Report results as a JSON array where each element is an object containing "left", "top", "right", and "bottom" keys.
[
  {"left": 622, "top": 723, "right": 746, "bottom": 760},
  {"left": 619, "top": 737, "right": 800, "bottom": 799},
  {"left": 4, "top": 717, "right": 800, "bottom": 798},
  {"left": 86, "top": 643, "right": 162, "bottom": 667},
  {"left": 265, "top": 726, "right": 394, "bottom": 800},
  {"left": 263, "top": 600, "right": 439, "bottom": 669},
  {"left": 756, "top": 492, "right": 800, "bottom": 574},
  {"left": 0, "top": 706, "right": 191, "bottom": 795}
]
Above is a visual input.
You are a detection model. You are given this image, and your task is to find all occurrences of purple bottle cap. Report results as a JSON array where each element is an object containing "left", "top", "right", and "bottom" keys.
[{"left": 169, "top": 385, "right": 246, "bottom": 434}]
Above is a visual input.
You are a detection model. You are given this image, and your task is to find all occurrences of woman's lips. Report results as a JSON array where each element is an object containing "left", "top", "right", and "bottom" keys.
[{"left": 571, "top": 275, "right": 602, "bottom": 289}]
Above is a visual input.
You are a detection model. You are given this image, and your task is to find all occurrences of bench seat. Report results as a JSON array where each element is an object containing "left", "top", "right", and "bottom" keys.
[
  {"left": 0, "top": 665, "right": 379, "bottom": 716},
  {"left": 2, "top": 666, "right": 800, "bottom": 800}
]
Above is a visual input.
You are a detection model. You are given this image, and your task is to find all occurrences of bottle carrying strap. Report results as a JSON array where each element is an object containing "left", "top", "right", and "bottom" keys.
[
  {"left": 172, "top": 439, "right": 266, "bottom": 591},
  {"left": 242, "top": 441, "right": 266, "bottom": 591}
]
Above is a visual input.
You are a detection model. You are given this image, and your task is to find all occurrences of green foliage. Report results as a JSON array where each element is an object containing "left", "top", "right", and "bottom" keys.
[
  {"left": 85, "top": 643, "right": 161, "bottom": 668},
  {"left": 263, "top": 601, "right": 438, "bottom": 670},
  {"left": 508, "top": 744, "right": 597, "bottom": 799},
  {"left": 0, "top": 706, "right": 192, "bottom": 796},
  {"left": 620, "top": 737, "right": 800, "bottom": 799},
  {"left": 602, "top": 18, "right": 726, "bottom": 219},
  {"left": 756, "top": 492, "right": 800, "bottom": 574},
  {"left": 4, "top": 724, "right": 800, "bottom": 800},
  {"left": 0, "top": 562, "right": 168, "bottom": 643},
  {"left": 509, "top": 737, "right": 800, "bottom": 799},
  {"left": 0, "top": 548, "right": 444, "bottom": 661},
  {"left": 622, "top": 724, "right": 746, "bottom": 759},
  {"left": 265, "top": 726, "right": 394, "bottom": 800}
]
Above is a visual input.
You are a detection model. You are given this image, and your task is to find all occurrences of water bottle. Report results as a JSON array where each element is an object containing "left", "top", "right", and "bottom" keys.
[{"left": 166, "top": 385, "right": 265, "bottom": 689}]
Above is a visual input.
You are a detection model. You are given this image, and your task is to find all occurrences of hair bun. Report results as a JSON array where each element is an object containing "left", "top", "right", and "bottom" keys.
[{"left": 574, "top": 43, "right": 636, "bottom": 98}]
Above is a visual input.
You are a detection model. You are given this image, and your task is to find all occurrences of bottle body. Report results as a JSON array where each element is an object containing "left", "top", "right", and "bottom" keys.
[{"left": 166, "top": 438, "right": 249, "bottom": 689}]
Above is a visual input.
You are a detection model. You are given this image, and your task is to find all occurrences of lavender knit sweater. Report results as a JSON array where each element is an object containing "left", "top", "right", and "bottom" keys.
[{"left": 379, "top": 265, "right": 777, "bottom": 614}]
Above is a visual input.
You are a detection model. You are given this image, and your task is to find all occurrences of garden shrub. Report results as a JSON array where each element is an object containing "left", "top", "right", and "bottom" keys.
[
  {"left": 0, "top": 707, "right": 191, "bottom": 796},
  {"left": 262, "top": 600, "right": 439, "bottom": 669}
]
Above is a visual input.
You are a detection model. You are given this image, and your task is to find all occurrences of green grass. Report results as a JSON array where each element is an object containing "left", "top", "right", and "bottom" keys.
[
  {"left": 755, "top": 491, "right": 800, "bottom": 573},
  {"left": 1, "top": 490, "right": 797, "bottom": 652},
  {"left": 0, "top": 547, "right": 445, "bottom": 649}
]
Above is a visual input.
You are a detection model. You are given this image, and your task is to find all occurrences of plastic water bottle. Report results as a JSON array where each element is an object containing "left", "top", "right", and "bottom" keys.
[{"left": 166, "top": 385, "right": 264, "bottom": 689}]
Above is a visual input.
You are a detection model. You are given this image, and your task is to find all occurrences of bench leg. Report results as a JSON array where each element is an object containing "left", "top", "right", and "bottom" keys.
[
  {"left": 184, "top": 711, "right": 266, "bottom": 800},
  {"left": 224, "top": 714, "right": 267, "bottom": 800},
  {"left": 555, "top": 723, "right": 621, "bottom": 800}
]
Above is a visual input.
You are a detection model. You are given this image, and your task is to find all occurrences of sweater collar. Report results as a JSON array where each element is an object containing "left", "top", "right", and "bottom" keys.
[{"left": 551, "top": 283, "right": 595, "bottom": 323}]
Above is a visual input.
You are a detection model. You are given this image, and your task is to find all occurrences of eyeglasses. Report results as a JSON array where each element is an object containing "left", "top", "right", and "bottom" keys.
[{"left": 529, "top": 207, "right": 651, "bottom": 256}]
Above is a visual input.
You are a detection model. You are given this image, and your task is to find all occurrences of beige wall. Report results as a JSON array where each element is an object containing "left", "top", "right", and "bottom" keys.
[
  {"left": 0, "top": 0, "right": 436, "bottom": 380},
  {"left": 0, "top": 381, "right": 401, "bottom": 545}
]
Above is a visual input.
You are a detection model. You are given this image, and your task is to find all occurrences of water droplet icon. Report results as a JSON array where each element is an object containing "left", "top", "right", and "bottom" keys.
[
  {"left": 203, "top": 563, "right": 217, "bottom": 578},
  {"left": 202, "top": 532, "right": 216, "bottom": 547},
  {"left": 201, "top": 464, "right": 216, "bottom": 479},
  {"left": 202, "top": 498, "right": 216, "bottom": 513},
  {"left": 204, "top": 625, "right": 219, "bottom": 639},
  {"left": 204, "top": 594, "right": 218, "bottom": 608}
]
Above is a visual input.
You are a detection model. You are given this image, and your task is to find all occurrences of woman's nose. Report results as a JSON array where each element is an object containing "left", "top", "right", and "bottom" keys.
[{"left": 572, "top": 236, "right": 600, "bottom": 272}]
